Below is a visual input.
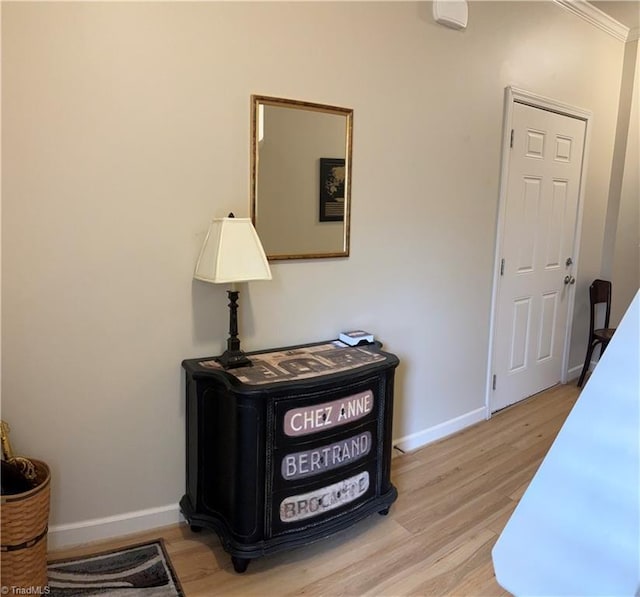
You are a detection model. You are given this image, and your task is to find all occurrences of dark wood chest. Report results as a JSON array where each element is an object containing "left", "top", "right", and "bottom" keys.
[{"left": 180, "top": 340, "right": 399, "bottom": 572}]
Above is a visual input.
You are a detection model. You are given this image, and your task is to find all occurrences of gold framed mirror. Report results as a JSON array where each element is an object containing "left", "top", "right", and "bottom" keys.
[{"left": 250, "top": 95, "right": 353, "bottom": 260}]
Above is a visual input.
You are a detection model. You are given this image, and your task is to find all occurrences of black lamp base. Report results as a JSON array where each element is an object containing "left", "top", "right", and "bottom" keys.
[
  {"left": 216, "top": 289, "right": 252, "bottom": 370},
  {"left": 216, "top": 350, "right": 252, "bottom": 370}
]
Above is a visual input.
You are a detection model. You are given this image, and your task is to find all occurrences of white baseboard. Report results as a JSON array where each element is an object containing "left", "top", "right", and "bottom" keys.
[
  {"left": 393, "top": 407, "right": 486, "bottom": 453},
  {"left": 48, "top": 504, "right": 184, "bottom": 550},
  {"left": 567, "top": 364, "right": 584, "bottom": 380},
  {"left": 567, "top": 359, "right": 599, "bottom": 381}
]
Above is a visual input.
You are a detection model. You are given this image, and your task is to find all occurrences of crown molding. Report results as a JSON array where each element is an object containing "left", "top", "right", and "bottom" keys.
[{"left": 554, "top": 0, "right": 631, "bottom": 42}]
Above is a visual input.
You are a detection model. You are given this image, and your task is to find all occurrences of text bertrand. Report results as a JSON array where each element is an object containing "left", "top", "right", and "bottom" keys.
[
  {"left": 284, "top": 390, "right": 374, "bottom": 437},
  {"left": 281, "top": 432, "right": 371, "bottom": 480}
]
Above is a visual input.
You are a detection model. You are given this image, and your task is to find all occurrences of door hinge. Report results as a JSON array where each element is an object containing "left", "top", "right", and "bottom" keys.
[
  {"left": 510, "top": 129, "right": 514, "bottom": 148},
  {"left": 492, "top": 375, "right": 497, "bottom": 390},
  {"left": 500, "top": 258, "right": 505, "bottom": 276}
]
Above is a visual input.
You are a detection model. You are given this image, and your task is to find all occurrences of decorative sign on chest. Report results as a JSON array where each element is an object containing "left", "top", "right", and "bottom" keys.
[
  {"left": 280, "top": 471, "right": 370, "bottom": 523},
  {"left": 283, "top": 391, "right": 374, "bottom": 437},
  {"left": 281, "top": 432, "right": 371, "bottom": 481}
]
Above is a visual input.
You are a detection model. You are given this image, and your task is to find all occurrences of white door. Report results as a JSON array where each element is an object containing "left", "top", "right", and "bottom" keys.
[{"left": 491, "top": 101, "right": 586, "bottom": 412}]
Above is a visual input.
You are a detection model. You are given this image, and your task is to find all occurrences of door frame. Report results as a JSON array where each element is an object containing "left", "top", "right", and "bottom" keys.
[{"left": 485, "top": 86, "right": 593, "bottom": 418}]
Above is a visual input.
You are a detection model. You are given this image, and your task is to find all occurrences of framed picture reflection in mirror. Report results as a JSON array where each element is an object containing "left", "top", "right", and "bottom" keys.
[{"left": 319, "top": 158, "right": 345, "bottom": 222}]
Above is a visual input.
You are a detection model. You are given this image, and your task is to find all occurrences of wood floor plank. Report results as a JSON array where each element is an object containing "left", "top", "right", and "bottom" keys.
[
  {"left": 48, "top": 383, "right": 580, "bottom": 595},
  {"left": 366, "top": 529, "right": 498, "bottom": 597}
]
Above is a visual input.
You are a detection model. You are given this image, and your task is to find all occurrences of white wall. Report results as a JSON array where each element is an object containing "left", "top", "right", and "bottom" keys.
[
  {"left": 1, "top": 2, "right": 631, "bottom": 544},
  {"left": 611, "top": 41, "right": 640, "bottom": 325}
]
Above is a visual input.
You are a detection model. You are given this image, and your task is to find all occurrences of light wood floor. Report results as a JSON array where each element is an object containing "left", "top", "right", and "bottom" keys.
[{"left": 49, "top": 383, "right": 580, "bottom": 596}]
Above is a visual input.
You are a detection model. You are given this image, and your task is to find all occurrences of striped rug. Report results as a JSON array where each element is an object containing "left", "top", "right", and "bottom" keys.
[{"left": 47, "top": 540, "right": 184, "bottom": 596}]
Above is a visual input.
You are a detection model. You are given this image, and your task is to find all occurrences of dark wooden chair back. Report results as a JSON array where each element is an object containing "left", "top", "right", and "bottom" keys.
[
  {"left": 589, "top": 279, "right": 612, "bottom": 332},
  {"left": 578, "top": 279, "right": 615, "bottom": 387}
]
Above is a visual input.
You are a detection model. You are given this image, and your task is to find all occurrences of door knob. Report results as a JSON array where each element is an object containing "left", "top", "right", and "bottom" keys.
[{"left": 564, "top": 275, "right": 575, "bottom": 285}]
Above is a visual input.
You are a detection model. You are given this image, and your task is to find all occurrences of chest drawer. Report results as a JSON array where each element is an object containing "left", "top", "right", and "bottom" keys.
[
  {"left": 269, "top": 460, "right": 377, "bottom": 537},
  {"left": 272, "top": 376, "right": 382, "bottom": 448},
  {"left": 272, "top": 421, "right": 378, "bottom": 492}
]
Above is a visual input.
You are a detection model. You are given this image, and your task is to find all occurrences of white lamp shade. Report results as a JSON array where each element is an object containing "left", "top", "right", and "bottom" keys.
[{"left": 194, "top": 217, "right": 272, "bottom": 284}]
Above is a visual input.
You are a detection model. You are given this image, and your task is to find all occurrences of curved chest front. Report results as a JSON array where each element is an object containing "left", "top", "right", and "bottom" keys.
[{"left": 180, "top": 341, "right": 399, "bottom": 572}]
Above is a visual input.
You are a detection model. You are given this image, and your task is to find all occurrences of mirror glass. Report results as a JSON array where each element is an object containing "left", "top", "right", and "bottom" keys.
[{"left": 251, "top": 95, "right": 353, "bottom": 260}]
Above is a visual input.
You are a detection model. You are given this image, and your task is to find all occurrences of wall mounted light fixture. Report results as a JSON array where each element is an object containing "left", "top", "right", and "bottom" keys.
[{"left": 433, "top": 0, "right": 468, "bottom": 30}]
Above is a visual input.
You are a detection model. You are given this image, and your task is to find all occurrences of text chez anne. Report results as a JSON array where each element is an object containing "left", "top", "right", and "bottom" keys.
[{"left": 284, "top": 391, "right": 374, "bottom": 436}]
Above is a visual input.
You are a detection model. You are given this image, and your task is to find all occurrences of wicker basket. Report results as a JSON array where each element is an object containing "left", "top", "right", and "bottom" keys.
[{"left": 1, "top": 459, "right": 50, "bottom": 591}]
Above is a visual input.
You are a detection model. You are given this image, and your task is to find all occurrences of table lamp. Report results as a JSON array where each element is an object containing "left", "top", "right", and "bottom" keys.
[{"left": 194, "top": 213, "right": 272, "bottom": 369}]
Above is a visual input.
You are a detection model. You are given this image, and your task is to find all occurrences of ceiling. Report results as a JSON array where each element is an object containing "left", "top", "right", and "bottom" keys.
[{"left": 589, "top": 1, "right": 640, "bottom": 30}]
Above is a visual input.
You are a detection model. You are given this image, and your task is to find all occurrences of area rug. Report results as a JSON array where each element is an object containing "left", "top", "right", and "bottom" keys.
[{"left": 47, "top": 539, "right": 184, "bottom": 596}]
